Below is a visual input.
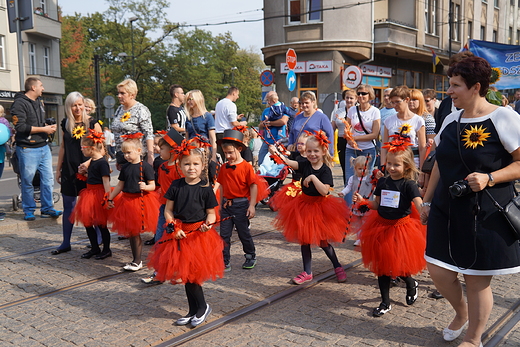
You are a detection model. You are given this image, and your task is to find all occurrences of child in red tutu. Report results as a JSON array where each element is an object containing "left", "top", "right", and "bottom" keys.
[
  {"left": 269, "top": 131, "right": 349, "bottom": 284},
  {"left": 72, "top": 130, "right": 112, "bottom": 260},
  {"left": 108, "top": 133, "right": 159, "bottom": 271},
  {"left": 148, "top": 144, "right": 223, "bottom": 328},
  {"left": 353, "top": 134, "right": 425, "bottom": 317}
]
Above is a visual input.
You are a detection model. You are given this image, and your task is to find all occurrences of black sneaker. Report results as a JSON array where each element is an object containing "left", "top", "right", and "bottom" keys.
[
  {"left": 144, "top": 237, "right": 155, "bottom": 245},
  {"left": 406, "top": 280, "right": 419, "bottom": 305},
  {"left": 224, "top": 263, "right": 231, "bottom": 272},
  {"left": 242, "top": 254, "right": 257, "bottom": 269},
  {"left": 141, "top": 273, "right": 162, "bottom": 285},
  {"left": 373, "top": 302, "right": 391, "bottom": 317}
]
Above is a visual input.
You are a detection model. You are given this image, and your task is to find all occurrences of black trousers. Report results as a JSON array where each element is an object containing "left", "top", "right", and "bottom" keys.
[{"left": 220, "top": 200, "right": 255, "bottom": 265}]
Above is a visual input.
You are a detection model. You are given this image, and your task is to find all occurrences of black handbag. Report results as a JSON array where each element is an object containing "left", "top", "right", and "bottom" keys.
[{"left": 421, "top": 149, "right": 436, "bottom": 174}]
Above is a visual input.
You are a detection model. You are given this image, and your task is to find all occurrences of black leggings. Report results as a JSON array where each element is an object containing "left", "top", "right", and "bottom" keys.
[
  {"left": 86, "top": 226, "right": 110, "bottom": 253},
  {"left": 301, "top": 243, "right": 341, "bottom": 274},
  {"left": 185, "top": 283, "right": 207, "bottom": 318},
  {"left": 377, "top": 275, "right": 416, "bottom": 305}
]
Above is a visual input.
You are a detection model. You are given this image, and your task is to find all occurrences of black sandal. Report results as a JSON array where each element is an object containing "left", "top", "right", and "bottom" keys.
[{"left": 50, "top": 246, "right": 71, "bottom": 255}]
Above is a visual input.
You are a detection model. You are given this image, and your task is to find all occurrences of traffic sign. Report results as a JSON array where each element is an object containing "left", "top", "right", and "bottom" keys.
[
  {"left": 343, "top": 66, "right": 363, "bottom": 89},
  {"left": 286, "top": 48, "right": 297, "bottom": 70},
  {"left": 286, "top": 70, "right": 296, "bottom": 92},
  {"left": 260, "top": 70, "right": 274, "bottom": 87},
  {"left": 103, "top": 95, "right": 116, "bottom": 109}
]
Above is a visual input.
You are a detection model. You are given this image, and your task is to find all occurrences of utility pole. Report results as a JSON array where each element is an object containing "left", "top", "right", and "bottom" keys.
[
  {"left": 448, "top": 1, "right": 453, "bottom": 58},
  {"left": 129, "top": 17, "right": 138, "bottom": 80}
]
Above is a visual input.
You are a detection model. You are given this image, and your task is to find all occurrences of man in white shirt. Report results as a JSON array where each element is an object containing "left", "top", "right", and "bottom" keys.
[{"left": 215, "top": 87, "right": 246, "bottom": 158}]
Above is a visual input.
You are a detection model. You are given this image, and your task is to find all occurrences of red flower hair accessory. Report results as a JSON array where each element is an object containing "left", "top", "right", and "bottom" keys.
[
  {"left": 155, "top": 130, "right": 167, "bottom": 136},
  {"left": 121, "top": 132, "right": 144, "bottom": 140},
  {"left": 303, "top": 130, "right": 313, "bottom": 136},
  {"left": 313, "top": 130, "right": 330, "bottom": 149},
  {"left": 86, "top": 130, "right": 105, "bottom": 144},
  {"left": 382, "top": 134, "right": 412, "bottom": 153},
  {"left": 233, "top": 125, "right": 248, "bottom": 134},
  {"left": 172, "top": 138, "right": 197, "bottom": 158},
  {"left": 192, "top": 134, "right": 212, "bottom": 149},
  {"left": 75, "top": 173, "right": 87, "bottom": 181}
]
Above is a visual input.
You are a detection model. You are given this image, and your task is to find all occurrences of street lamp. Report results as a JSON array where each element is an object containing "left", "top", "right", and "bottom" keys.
[{"left": 129, "top": 16, "right": 139, "bottom": 80}]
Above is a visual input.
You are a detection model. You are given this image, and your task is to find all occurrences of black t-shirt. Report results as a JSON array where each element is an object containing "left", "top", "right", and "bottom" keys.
[
  {"left": 241, "top": 147, "right": 253, "bottom": 163},
  {"left": 164, "top": 178, "right": 218, "bottom": 223},
  {"left": 167, "top": 105, "right": 187, "bottom": 132},
  {"left": 374, "top": 177, "right": 421, "bottom": 220},
  {"left": 118, "top": 161, "right": 155, "bottom": 193},
  {"left": 296, "top": 159, "right": 333, "bottom": 196},
  {"left": 87, "top": 157, "right": 111, "bottom": 185},
  {"left": 153, "top": 156, "right": 167, "bottom": 185}
]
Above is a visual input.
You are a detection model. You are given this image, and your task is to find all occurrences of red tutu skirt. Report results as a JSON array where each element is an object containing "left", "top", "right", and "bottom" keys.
[
  {"left": 254, "top": 175, "right": 269, "bottom": 203},
  {"left": 273, "top": 193, "right": 349, "bottom": 246},
  {"left": 108, "top": 191, "right": 160, "bottom": 237},
  {"left": 269, "top": 181, "right": 301, "bottom": 211},
  {"left": 71, "top": 184, "right": 110, "bottom": 227},
  {"left": 360, "top": 208, "right": 426, "bottom": 277},
  {"left": 148, "top": 221, "right": 225, "bottom": 285}
]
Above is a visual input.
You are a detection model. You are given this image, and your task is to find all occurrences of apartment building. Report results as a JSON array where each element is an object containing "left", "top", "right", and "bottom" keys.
[
  {"left": 0, "top": 0, "right": 64, "bottom": 128},
  {"left": 262, "top": 0, "right": 518, "bottom": 105}
]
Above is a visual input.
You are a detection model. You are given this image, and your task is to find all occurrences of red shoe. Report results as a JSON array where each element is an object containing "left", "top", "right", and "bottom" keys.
[
  {"left": 334, "top": 267, "right": 347, "bottom": 283},
  {"left": 292, "top": 271, "right": 313, "bottom": 285}
]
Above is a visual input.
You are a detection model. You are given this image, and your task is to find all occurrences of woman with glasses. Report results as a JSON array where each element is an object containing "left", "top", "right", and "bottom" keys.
[
  {"left": 343, "top": 84, "right": 381, "bottom": 204},
  {"left": 184, "top": 90, "right": 217, "bottom": 162},
  {"left": 381, "top": 86, "right": 426, "bottom": 183},
  {"left": 332, "top": 89, "right": 357, "bottom": 183}
]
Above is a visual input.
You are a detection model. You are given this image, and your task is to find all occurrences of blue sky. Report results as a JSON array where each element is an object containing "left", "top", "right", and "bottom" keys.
[{"left": 59, "top": 0, "right": 265, "bottom": 54}]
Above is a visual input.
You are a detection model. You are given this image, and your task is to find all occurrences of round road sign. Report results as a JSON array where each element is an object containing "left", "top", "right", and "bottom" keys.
[
  {"left": 286, "top": 70, "right": 296, "bottom": 92},
  {"left": 260, "top": 70, "right": 274, "bottom": 87},
  {"left": 286, "top": 48, "right": 297, "bottom": 70},
  {"left": 343, "top": 66, "right": 363, "bottom": 89},
  {"left": 103, "top": 96, "right": 116, "bottom": 109}
]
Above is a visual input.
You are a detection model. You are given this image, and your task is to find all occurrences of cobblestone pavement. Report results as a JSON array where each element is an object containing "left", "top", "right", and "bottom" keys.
[{"left": 0, "top": 167, "right": 519, "bottom": 346}]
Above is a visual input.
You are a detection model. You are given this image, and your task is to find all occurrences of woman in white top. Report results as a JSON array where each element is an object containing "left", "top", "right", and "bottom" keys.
[
  {"left": 382, "top": 85, "right": 426, "bottom": 185},
  {"left": 332, "top": 89, "right": 357, "bottom": 183},
  {"left": 344, "top": 84, "right": 381, "bottom": 204}
]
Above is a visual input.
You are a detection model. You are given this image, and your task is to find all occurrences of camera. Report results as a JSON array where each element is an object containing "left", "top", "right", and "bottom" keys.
[
  {"left": 45, "top": 118, "right": 56, "bottom": 125},
  {"left": 449, "top": 180, "right": 472, "bottom": 198}
]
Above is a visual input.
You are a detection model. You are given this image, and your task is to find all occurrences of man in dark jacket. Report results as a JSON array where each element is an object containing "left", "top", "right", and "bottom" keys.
[{"left": 12, "top": 77, "right": 62, "bottom": 221}]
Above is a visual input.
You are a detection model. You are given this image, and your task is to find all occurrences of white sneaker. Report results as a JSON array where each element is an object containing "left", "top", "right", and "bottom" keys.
[{"left": 123, "top": 261, "right": 143, "bottom": 271}]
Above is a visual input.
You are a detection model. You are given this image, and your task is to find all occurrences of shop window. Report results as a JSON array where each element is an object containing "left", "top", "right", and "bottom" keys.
[
  {"left": 396, "top": 69, "right": 422, "bottom": 89},
  {"left": 298, "top": 73, "right": 318, "bottom": 99},
  {"left": 431, "top": 74, "right": 449, "bottom": 99}
]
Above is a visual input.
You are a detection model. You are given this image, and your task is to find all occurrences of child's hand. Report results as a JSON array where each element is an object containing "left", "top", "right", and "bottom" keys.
[
  {"left": 107, "top": 200, "right": 115, "bottom": 209},
  {"left": 246, "top": 205, "right": 256, "bottom": 219},
  {"left": 420, "top": 206, "right": 430, "bottom": 225},
  {"left": 352, "top": 192, "right": 363, "bottom": 203},
  {"left": 175, "top": 230, "right": 186, "bottom": 239},
  {"left": 338, "top": 192, "right": 344, "bottom": 197},
  {"left": 268, "top": 145, "right": 277, "bottom": 155},
  {"left": 303, "top": 174, "right": 315, "bottom": 187},
  {"left": 200, "top": 223, "right": 210, "bottom": 232},
  {"left": 375, "top": 170, "right": 384, "bottom": 180},
  {"left": 138, "top": 181, "right": 146, "bottom": 190}
]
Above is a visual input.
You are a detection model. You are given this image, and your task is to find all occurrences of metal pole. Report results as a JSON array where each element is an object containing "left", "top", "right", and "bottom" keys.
[
  {"left": 14, "top": 0, "right": 25, "bottom": 90},
  {"left": 131, "top": 21, "right": 135, "bottom": 80},
  {"left": 448, "top": 1, "right": 453, "bottom": 58},
  {"left": 94, "top": 55, "right": 102, "bottom": 121}
]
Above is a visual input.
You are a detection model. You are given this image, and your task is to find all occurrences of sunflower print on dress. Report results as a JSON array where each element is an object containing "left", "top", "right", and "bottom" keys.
[
  {"left": 461, "top": 124, "right": 491, "bottom": 149},
  {"left": 72, "top": 125, "right": 86, "bottom": 139}
]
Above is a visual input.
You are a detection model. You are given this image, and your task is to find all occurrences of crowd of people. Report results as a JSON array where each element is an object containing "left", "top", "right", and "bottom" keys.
[{"left": 3, "top": 52, "right": 520, "bottom": 346}]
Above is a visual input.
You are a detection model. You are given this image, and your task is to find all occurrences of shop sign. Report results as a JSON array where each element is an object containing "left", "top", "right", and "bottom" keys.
[
  {"left": 0, "top": 90, "right": 17, "bottom": 99},
  {"left": 360, "top": 64, "right": 392, "bottom": 78},
  {"left": 280, "top": 60, "right": 333, "bottom": 74}
]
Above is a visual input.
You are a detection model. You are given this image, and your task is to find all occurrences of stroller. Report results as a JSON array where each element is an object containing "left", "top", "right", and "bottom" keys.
[
  {"left": 257, "top": 153, "right": 289, "bottom": 206},
  {"left": 10, "top": 147, "right": 60, "bottom": 211}
]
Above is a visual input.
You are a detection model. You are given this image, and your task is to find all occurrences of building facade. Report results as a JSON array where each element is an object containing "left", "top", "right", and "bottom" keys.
[
  {"left": 0, "top": 0, "right": 64, "bottom": 136},
  {"left": 262, "top": 0, "right": 517, "bottom": 106}
]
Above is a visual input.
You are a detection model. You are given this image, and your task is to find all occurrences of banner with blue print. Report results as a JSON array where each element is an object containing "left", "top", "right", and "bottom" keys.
[{"left": 469, "top": 39, "right": 520, "bottom": 89}]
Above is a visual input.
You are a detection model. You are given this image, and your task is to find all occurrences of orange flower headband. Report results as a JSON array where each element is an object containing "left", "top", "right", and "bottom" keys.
[
  {"left": 155, "top": 130, "right": 167, "bottom": 136},
  {"left": 121, "top": 132, "right": 143, "bottom": 140},
  {"left": 382, "top": 134, "right": 412, "bottom": 153},
  {"left": 233, "top": 125, "right": 248, "bottom": 134},
  {"left": 171, "top": 138, "right": 197, "bottom": 158},
  {"left": 192, "top": 134, "right": 212, "bottom": 149},
  {"left": 86, "top": 130, "right": 105, "bottom": 144},
  {"left": 313, "top": 130, "right": 330, "bottom": 149}
]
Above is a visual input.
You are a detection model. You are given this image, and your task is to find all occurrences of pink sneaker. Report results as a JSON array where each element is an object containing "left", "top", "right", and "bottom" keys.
[
  {"left": 292, "top": 271, "right": 313, "bottom": 285},
  {"left": 335, "top": 267, "right": 347, "bottom": 283}
]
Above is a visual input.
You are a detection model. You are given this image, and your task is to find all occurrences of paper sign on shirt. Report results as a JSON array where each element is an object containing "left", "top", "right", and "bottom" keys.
[{"left": 380, "top": 190, "right": 400, "bottom": 208}]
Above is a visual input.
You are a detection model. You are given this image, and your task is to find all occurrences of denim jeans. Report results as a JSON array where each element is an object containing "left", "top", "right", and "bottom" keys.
[
  {"left": 154, "top": 204, "right": 166, "bottom": 243},
  {"left": 344, "top": 147, "right": 376, "bottom": 205},
  {"left": 16, "top": 145, "right": 55, "bottom": 214}
]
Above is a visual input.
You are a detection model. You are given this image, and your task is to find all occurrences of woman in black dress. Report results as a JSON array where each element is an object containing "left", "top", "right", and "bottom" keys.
[
  {"left": 421, "top": 57, "right": 520, "bottom": 347},
  {"left": 52, "top": 92, "right": 102, "bottom": 254}
]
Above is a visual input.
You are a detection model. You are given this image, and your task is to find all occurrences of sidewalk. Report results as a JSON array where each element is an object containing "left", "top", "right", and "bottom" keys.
[{"left": 0, "top": 166, "right": 519, "bottom": 347}]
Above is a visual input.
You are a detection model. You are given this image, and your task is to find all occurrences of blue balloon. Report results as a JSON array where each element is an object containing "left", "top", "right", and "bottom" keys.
[{"left": 0, "top": 123, "right": 10, "bottom": 145}]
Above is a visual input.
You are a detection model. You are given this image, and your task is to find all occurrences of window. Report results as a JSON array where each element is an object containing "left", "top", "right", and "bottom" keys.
[
  {"left": 289, "top": 0, "right": 301, "bottom": 23},
  {"left": 43, "top": 47, "right": 49, "bottom": 75},
  {"left": 0, "top": 35, "right": 5, "bottom": 70},
  {"left": 425, "top": 0, "right": 437, "bottom": 35},
  {"left": 516, "top": 30, "right": 520, "bottom": 45},
  {"left": 494, "top": 0, "right": 499, "bottom": 6},
  {"left": 308, "top": 0, "right": 321, "bottom": 21},
  {"left": 509, "top": 27, "right": 513, "bottom": 44},
  {"left": 40, "top": 0, "right": 46, "bottom": 14},
  {"left": 431, "top": 74, "right": 450, "bottom": 99},
  {"left": 493, "top": 30, "right": 497, "bottom": 42},
  {"left": 396, "top": 69, "right": 422, "bottom": 88},
  {"left": 480, "top": 26, "right": 486, "bottom": 40},
  {"left": 468, "top": 21, "right": 472, "bottom": 41},
  {"left": 298, "top": 73, "right": 318, "bottom": 99},
  {"left": 29, "top": 43, "right": 36, "bottom": 74},
  {"left": 454, "top": 4, "right": 461, "bottom": 41}
]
